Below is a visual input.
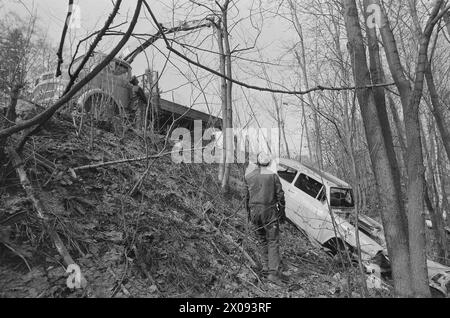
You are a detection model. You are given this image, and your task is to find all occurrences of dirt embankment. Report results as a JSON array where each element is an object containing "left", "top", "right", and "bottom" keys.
[{"left": 0, "top": 120, "right": 377, "bottom": 298}]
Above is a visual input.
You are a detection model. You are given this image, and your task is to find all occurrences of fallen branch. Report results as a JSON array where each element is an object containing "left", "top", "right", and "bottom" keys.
[
  {"left": 72, "top": 146, "right": 206, "bottom": 172},
  {"left": 108, "top": 267, "right": 131, "bottom": 297},
  {"left": 225, "top": 233, "right": 257, "bottom": 268},
  {"left": 128, "top": 158, "right": 158, "bottom": 196},
  {"left": 203, "top": 210, "right": 257, "bottom": 267},
  {"left": 8, "top": 147, "right": 86, "bottom": 288},
  {"left": 1, "top": 240, "right": 32, "bottom": 271},
  {"left": 73, "top": 152, "right": 169, "bottom": 172}
]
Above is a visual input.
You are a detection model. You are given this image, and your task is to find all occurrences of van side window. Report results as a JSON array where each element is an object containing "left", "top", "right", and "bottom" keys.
[
  {"left": 277, "top": 164, "right": 297, "bottom": 183},
  {"left": 294, "top": 173, "right": 324, "bottom": 199}
]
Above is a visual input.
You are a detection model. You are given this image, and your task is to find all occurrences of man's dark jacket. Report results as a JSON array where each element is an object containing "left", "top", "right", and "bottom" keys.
[{"left": 245, "top": 166, "right": 285, "bottom": 219}]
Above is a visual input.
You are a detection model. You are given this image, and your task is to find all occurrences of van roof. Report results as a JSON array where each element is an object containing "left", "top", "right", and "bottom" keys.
[{"left": 278, "top": 158, "right": 351, "bottom": 188}]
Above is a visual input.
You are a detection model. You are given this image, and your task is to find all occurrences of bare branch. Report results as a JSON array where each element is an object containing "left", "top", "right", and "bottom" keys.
[
  {"left": 124, "top": 17, "right": 216, "bottom": 64},
  {"left": 65, "top": 0, "right": 123, "bottom": 94},
  {"left": 142, "top": 0, "right": 394, "bottom": 96},
  {"left": 56, "top": 0, "right": 74, "bottom": 77}
]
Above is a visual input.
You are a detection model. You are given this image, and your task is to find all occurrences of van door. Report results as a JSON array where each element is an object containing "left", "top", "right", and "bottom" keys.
[
  {"left": 276, "top": 164, "right": 298, "bottom": 219},
  {"left": 289, "top": 173, "right": 326, "bottom": 241}
]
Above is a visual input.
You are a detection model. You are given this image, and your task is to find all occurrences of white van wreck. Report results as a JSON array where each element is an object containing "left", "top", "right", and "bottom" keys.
[{"left": 275, "top": 158, "right": 450, "bottom": 297}]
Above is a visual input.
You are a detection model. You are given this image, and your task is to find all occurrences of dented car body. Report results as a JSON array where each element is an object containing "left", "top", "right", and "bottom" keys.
[{"left": 276, "top": 158, "right": 450, "bottom": 296}]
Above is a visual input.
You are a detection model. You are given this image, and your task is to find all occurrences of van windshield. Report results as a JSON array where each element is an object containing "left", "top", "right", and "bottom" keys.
[
  {"left": 330, "top": 188, "right": 354, "bottom": 208},
  {"left": 294, "top": 173, "right": 324, "bottom": 199}
]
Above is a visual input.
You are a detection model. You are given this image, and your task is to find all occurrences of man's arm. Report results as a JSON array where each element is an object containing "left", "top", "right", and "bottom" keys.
[
  {"left": 137, "top": 87, "right": 148, "bottom": 104},
  {"left": 244, "top": 180, "right": 250, "bottom": 222},
  {"left": 274, "top": 174, "right": 286, "bottom": 221}
]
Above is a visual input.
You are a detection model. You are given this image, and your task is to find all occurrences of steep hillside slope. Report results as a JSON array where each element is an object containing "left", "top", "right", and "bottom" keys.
[{"left": 0, "top": 119, "right": 378, "bottom": 298}]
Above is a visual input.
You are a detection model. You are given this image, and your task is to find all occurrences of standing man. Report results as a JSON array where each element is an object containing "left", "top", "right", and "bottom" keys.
[
  {"left": 245, "top": 152, "right": 287, "bottom": 284},
  {"left": 129, "top": 76, "right": 148, "bottom": 130}
]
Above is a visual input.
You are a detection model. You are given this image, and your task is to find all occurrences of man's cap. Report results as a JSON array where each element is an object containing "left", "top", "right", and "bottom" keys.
[
  {"left": 130, "top": 76, "right": 138, "bottom": 84},
  {"left": 257, "top": 152, "right": 271, "bottom": 167}
]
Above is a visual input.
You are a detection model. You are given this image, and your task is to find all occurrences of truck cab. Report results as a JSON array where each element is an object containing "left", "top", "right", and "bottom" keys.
[{"left": 32, "top": 52, "right": 132, "bottom": 121}]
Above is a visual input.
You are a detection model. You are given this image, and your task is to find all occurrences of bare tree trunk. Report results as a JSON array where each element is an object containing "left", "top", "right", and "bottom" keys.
[
  {"left": 387, "top": 96, "right": 408, "bottom": 165},
  {"left": 375, "top": 0, "right": 415, "bottom": 190},
  {"left": 364, "top": 0, "right": 404, "bottom": 214},
  {"left": 376, "top": 0, "right": 447, "bottom": 296},
  {"left": 275, "top": 105, "right": 282, "bottom": 156},
  {"left": 403, "top": 0, "right": 446, "bottom": 297},
  {"left": 444, "top": 10, "right": 450, "bottom": 36},
  {"left": 301, "top": 99, "right": 313, "bottom": 161},
  {"left": 221, "top": 0, "right": 233, "bottom": 193},
  {"left": 258, "top": 52, "right": 290, "bottom": 159},
  {"left": 349, "top": 140, "right": 369, "bottom": 297},
  {"left": 423, "top": 118, "right": 449, "bottom": 264},
  {"left": 343, "top": 0, "right": 413, "bottom": 297},
  {"left": 0, "top": 85, "right": 20, "bottom": 157},
  {"left": 216, "top": 24, "right": 227, "bottom": 183},
  {"left": 404, "top": 42, "right": 430, "bottom": 295},
  {"left": 435, "top": 128, "right": 450, "bottom": 229},
  {"left": 375, "top": 0, "right": 412, "bottom": 110},
  {"left": 0, "top": 85, "right": 21, "bottom": 183},
  {"left": 281, "top": 118, "right": 290, "bottom": 158},
  {"left": 424, "top": 62, "right": 450, "bottom": 161},
  {"left": 6, "top": 86, "right": 19, "bottom": 125},
  {"left": 425, "top": 165, "right": 448, "bottom": 264},
  {"left": 288, "top": 0, "right": 321, "bottom": 165}
]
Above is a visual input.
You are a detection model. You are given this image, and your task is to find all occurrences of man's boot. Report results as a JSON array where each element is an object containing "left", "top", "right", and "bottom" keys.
[
  {"left": 267, "top": 271, "right": 289, "bottom": 285},
  {"left": 261, "top": 264, "right": 269, "bottom": 278},
  {"left": 267, "top": 273, "right": 283, "bottom": 286}
]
